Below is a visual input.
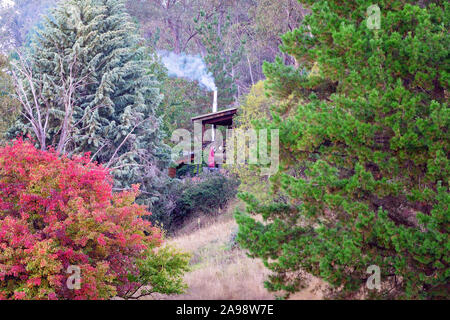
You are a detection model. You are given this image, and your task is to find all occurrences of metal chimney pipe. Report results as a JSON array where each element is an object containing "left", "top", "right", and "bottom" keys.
[
  {"left": 213, "top": 90, "right": 218, "bottom": 113},
  {"left": 212, "top": 90, "right": 218, "bottom": 141}
]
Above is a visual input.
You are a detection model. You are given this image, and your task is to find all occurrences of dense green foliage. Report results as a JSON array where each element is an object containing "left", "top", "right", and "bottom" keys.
[
  {"left": 128, "top": 246, "right": 191, "bottom": 298},
  {"left": 236, "top": 0, "right": 449, "bottom": 299},
  {"left": 178, "top": 174, "right": 239, "bottom": 219},
  {"left": 150, "top": 173, "right": 239, "bottom": 232}
]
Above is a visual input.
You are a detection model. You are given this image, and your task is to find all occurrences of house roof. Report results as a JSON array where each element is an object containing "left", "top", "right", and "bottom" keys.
[{"left": 191, "top": 107, "right": 238, "bottom": 126}]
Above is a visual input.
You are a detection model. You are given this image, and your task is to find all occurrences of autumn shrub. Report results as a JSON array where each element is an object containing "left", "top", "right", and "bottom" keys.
[
  {"left": 148, "top": 178, "right": 184, "bottom": 230},
  {"left": 0, "top": 139, "right": 188, "bottom": 300},
  {"left": 177, "top": 173, "right": 239, "bottom": 218}
]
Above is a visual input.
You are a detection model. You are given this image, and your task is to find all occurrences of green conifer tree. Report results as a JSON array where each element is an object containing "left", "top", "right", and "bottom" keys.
[
  {"left": 9, "top": 0, "right": 170, "bottom": 205},
  {"left": 236, "top": 0, "right": 449, "bottom": 299}
]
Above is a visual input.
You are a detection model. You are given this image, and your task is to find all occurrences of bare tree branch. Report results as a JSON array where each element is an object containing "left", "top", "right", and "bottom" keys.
[
  {"left": 106, "top": 116, "right": 157, "bottom": 169},
  {"left": 11, "top": 52, "right": 90, "bottom": 154},
  {"left": 11, "top": 53, "right": 51, "bottom": 150}
]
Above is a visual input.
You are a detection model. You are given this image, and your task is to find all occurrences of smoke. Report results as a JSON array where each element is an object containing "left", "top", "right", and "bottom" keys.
[{"left": 158, "top": 50, "right": 217, "bottom": 91}]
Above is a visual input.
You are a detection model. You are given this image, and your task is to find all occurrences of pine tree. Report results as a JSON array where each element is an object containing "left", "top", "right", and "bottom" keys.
[
  {"left": 236, "top": 0, "right": 449, "bottom": 299},
  {"left": 9, "top": 0, "right": 170, "bottom": 205}
]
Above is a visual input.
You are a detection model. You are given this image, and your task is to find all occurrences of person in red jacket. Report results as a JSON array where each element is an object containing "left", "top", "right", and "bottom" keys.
[{"left": 208, "top": 146, "right": 215, "bottom": 168}]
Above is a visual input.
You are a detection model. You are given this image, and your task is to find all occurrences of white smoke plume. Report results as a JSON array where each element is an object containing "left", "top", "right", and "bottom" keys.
[{"left": 158, "top": 50, "right": 217, "bottom": 91}]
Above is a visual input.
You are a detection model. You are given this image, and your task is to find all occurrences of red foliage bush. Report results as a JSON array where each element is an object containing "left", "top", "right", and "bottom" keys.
[{"left": 0, "top": 139, "right": 162, "bottom": 299}]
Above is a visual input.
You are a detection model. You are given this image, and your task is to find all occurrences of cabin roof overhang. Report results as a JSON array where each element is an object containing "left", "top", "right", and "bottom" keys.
[{"left": 191, "top": 107, "right": 238, "bottom": 127}]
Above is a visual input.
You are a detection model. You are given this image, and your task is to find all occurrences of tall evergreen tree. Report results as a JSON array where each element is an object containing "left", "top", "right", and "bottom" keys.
[
  {"left": 9, "top": 0, "right": 169, "bottom": 205},
  {"left": 236, "top": 0, "right": 449, "bottom": 299}
]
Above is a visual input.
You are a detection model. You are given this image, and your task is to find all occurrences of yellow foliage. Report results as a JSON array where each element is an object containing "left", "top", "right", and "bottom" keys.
[
  {"left": 235, "top": 81, "right": 274, "bottom": 130},
  {"left": 231, "top": 81, "right": 278, "bottom": 204}
]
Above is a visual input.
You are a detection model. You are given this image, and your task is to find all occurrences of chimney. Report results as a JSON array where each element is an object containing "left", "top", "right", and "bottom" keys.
[
  {"left": 212, "top": 90, "right": 218, "bottom": 141},
  {"left": 213, "top": 90, "right": 218, "bottom": 113}
]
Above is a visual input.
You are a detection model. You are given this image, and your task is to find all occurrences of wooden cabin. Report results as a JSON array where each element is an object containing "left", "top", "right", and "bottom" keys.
[
  {"left": 170, "top": 107, "right": 238, "bottom": 178},
  {"left": 191, "top": 107, "right": 238, "bottom": 145}
]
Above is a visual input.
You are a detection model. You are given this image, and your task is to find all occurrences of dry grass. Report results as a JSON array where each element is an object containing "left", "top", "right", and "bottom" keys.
[{"left": 150, "top": 200, "right": 324, "bottom": 300}]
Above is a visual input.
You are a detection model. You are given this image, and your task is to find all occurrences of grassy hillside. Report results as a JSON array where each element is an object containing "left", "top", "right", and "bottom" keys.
[{"left": 151, "top": 200, "right": 325, "bottom": 300}]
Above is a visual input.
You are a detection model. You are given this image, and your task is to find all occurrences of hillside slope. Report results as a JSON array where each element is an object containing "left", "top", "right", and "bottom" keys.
[{"left": 152, "top": 200, "right": 324, "bottom": 300}]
